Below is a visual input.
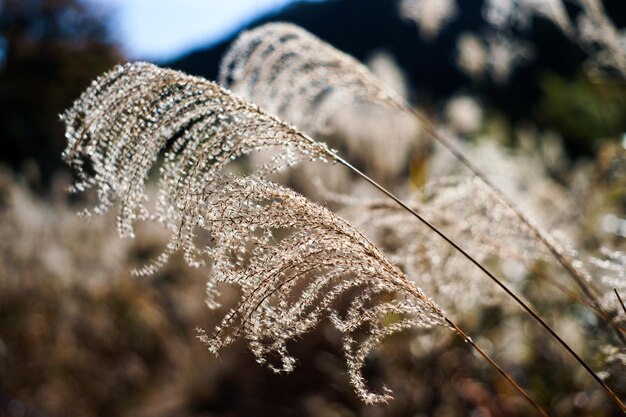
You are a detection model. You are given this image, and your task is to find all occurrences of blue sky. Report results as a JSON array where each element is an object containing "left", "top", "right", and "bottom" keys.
[{"left": 90, "top": 0, "right": 306, "bottom": 61}]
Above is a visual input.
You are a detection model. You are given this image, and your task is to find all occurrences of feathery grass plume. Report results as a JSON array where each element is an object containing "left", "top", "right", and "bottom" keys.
[
  {"left": 61, "top": 62, "right": 549, "bottom": 412},
  {"left": 60, "top": 61, "right": 448, "bottom": 404},
  {"left": 193, "top": 174, "right": 449, "bottom": 404},
  {"left": 219, "top": 23, "right": 419, "bottom": 181},
  {"left": 326, "top": 176, "right": 549, "bottom": 313},
  {"left": 61, "top": 62, "right": 333, "bottom": 274},
  {"left": 483, "top": 0, "right": 572, "bottom": 34},
  {"left": 58, "top": 60, "right": 446, "bottom": 403},
  {"left": 219, "top": 23, "right": 404, "bottom": 132}
]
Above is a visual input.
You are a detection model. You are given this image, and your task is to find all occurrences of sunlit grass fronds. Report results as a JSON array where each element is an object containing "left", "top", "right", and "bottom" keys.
[
  {"left": 219, "top": 23, "right": 419, "bottom": 181},
  {"left": 483, "top": 0, "right": 626, "bottom": 77},
  {"left": 61, "top": 62, "right": 333, "bottom": 274},
  {"left": 61, "top": 62, "right": 548, "bottom": 411},
  {"left": 325, "top": 176, "right": 549, "bottom": 313},
  {"left": 219, "top": 23, "right": 404, "bottom": 134},
  {"left": 219, "top": 23, "right": 626, "bottom": 356},
  {"left": 60, "top": 61, "right": 451, "bottom": 404},
  {"left": 193, "top": 174, "right": 449, "bottom": 404}
]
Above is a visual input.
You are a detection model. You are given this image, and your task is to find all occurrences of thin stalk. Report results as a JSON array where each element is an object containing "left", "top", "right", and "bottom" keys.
[
  {"left": 404, "top": 105, "right": 626, "bottom": 347},
  {"left": 444, "top": 317, "right": 549, "bottom": 417},
  {"left": 615, "top": 289, "right": 626, "bottom": 317},
  {"left": 301, "top": 132, "right": 626, "bottom": 413}
]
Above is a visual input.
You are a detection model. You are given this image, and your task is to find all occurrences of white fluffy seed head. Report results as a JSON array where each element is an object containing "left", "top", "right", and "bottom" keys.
[
  {"left": 62, "top": 62, "right": 333, "bottom": 272},
  {"left": 62, "top": 61, "right": 451, "bottom": 404},
  {"left": 219, "top": 23, "right": 421, "bottom": 181}
]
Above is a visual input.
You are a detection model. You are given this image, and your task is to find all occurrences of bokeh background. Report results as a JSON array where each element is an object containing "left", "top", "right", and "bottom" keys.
[{"left": 1, "top": 0, "right": 626, "bottom": 416}]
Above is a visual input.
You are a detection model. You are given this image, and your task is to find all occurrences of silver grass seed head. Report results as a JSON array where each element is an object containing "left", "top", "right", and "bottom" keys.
[
  {"left": 195, "top": 174, "right": 449, "bottom": 404},
  {"left": 327, "top": 176, "right": 551, "bottom": 314},
  {"left": 219, "top": 23, "right": 421, "bottom": 181},
  {"left": 61, "top": 61, "right": 332, "bottom": 250},
  {"left": 61, "top": 62, "right": 451, "bottom": 404},
  {"left": 219, "top": 22, "right": 405, "bottom": 134}
]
